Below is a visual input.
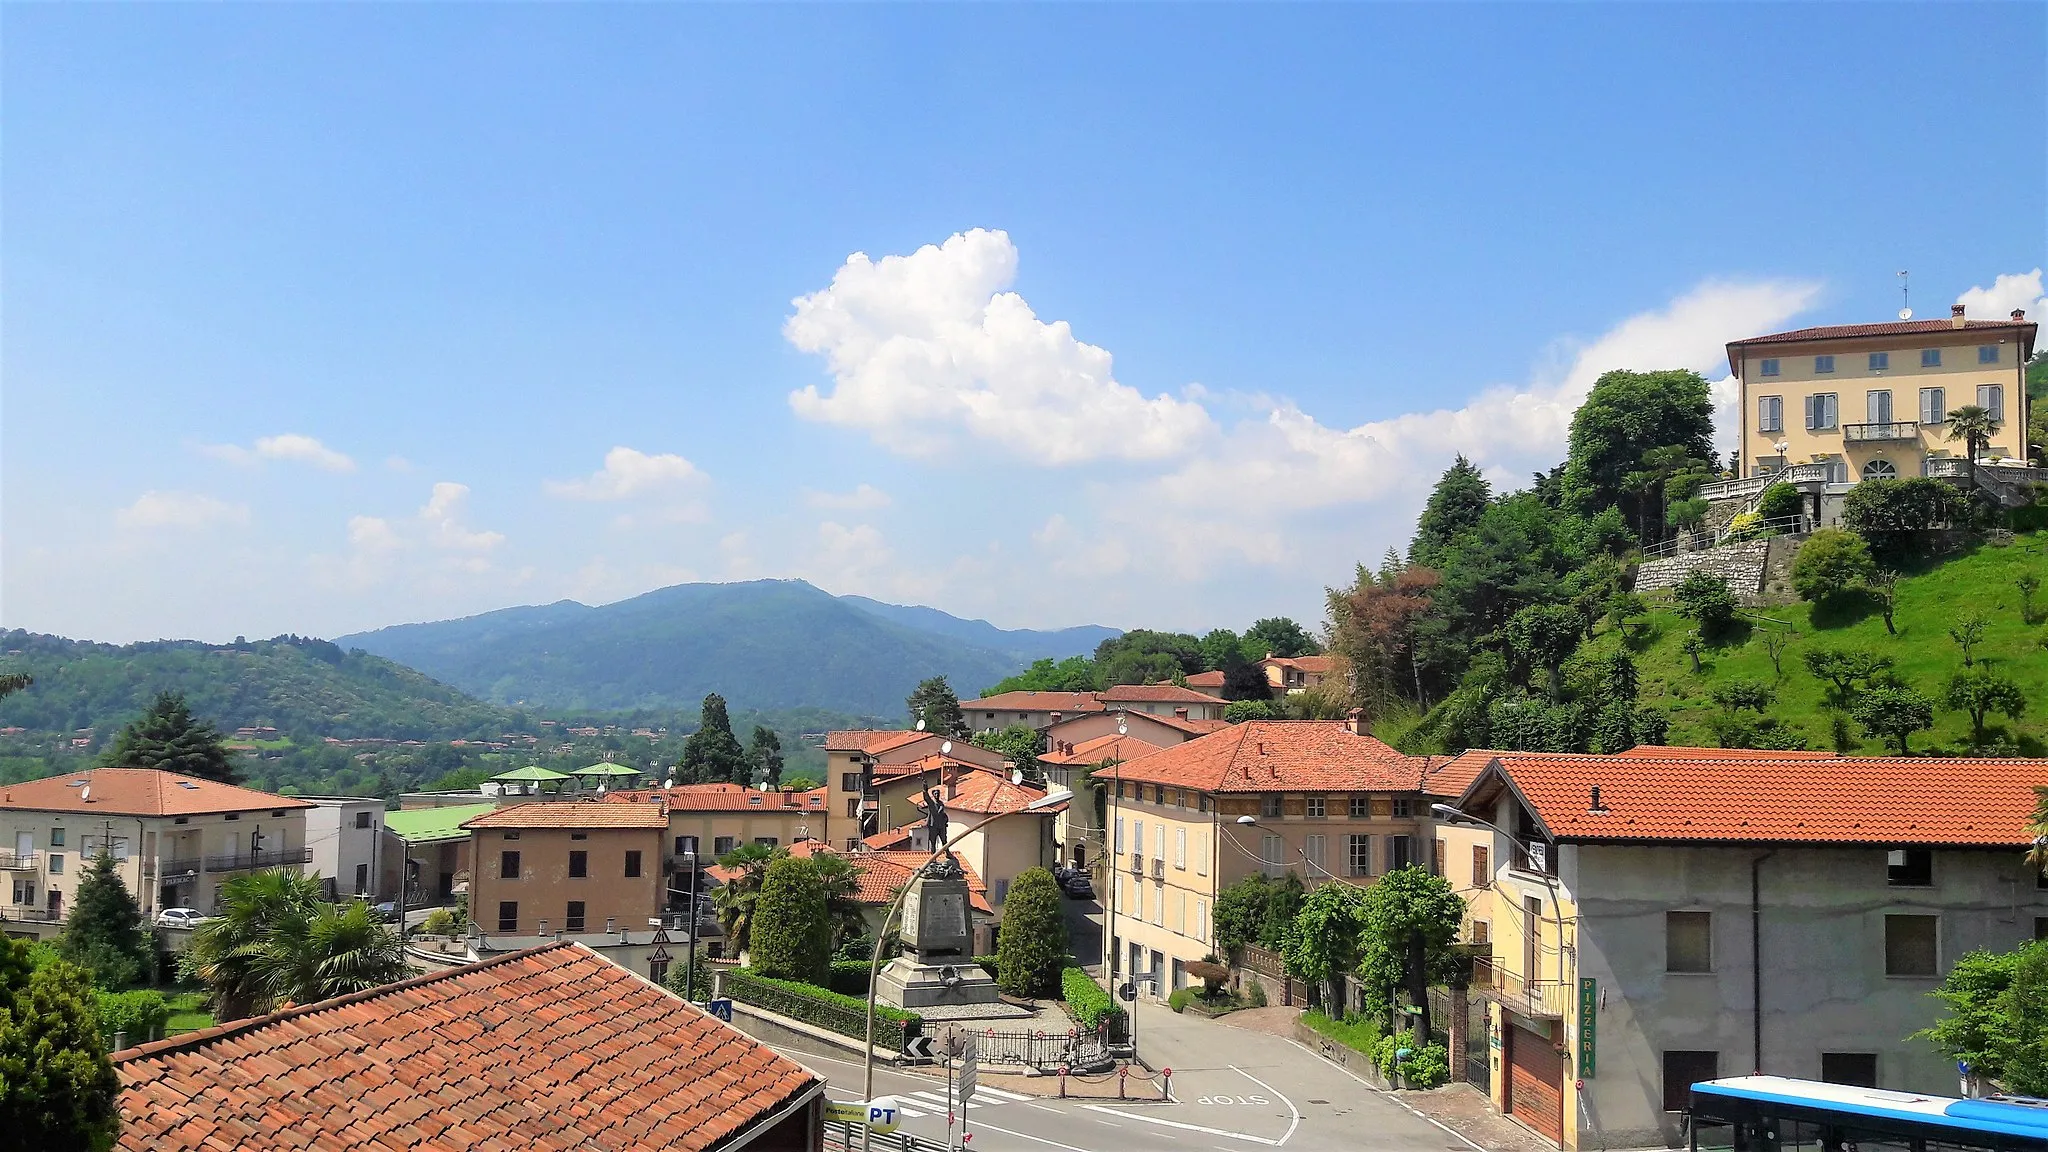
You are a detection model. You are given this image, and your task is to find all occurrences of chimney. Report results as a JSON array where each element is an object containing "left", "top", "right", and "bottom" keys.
[
  {"left": 1951, "top": 303, "right": 1967, "bottom": 329},
  {"left": 1346, "top": 707, "right": 1369, "bottom": 736},
  {"left": 2014, "top": 309, "right": 2028, "bottom": 322},
  {"left": 1050, "top": 710, "right": 1062, "bottom": 723},
  {"left": 943, "top": 759, "right": 959, "bottom": 799},
  {"left": 1175, "top": 707, "right": 1189, "bottom": 719},
  {"left": 1590, "top": 785, "right": 1608, "bottom": 813}
]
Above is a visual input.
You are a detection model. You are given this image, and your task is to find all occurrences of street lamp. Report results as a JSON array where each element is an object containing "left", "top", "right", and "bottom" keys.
[
  {"left": 859, "top": 788, "right": 1072, "bottom": 1152},
  {"left": 1429, "top": 803, "right": 1566, "bottom": 989}
]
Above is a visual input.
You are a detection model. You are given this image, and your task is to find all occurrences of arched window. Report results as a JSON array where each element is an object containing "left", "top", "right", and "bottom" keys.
[{"left": 1862, "top": 458, "right": 1898, "bottom": 480}]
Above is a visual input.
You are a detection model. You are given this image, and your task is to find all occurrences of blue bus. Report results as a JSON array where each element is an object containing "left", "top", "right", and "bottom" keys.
[{"left": 1689, "top": 1077, "right": 2048, "bottom": 1152}]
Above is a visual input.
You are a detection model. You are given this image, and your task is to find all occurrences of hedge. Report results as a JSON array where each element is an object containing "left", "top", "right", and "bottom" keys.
[
  {"left": 97, "top": 989, "right": 171, "bottom": 1047},
  {"left": 724, "top": 967, "right": 921, "bottom": 1050},
  {"left": 826, "top": 959, "right": 875, "bottom": 997},
  {"left": 974, "top": 954, "right": 1000, "bottom": 982},
  {"left": 1060, "top": 964, "right": 1125, "bottom": 1037}
]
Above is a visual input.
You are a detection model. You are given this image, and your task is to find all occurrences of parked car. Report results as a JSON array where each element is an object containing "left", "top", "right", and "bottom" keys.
[
  {"left": 156, "top": 907, "right": 206, "bottom": 929},
  {"left": 369, "top": 901, "right": 400, "bottom": 923},
  {"left": 1059, "top": 874, "right": 1095, "bottom": 900}
]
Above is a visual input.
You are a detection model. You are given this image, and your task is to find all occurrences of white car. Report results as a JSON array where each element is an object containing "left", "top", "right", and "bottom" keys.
[{"left": 156, "top": 907, "right": 205, "bottom": 929}]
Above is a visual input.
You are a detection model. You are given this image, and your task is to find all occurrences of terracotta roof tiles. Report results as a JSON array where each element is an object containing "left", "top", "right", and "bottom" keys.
[
  {"left": 1041, "top": 732, "right": 1168, "bottom": 766},
  {"left": 938, "top": 768, "right": 1049, "bottom": 816},
  {"left": 600, "top": 786, "right": 828, "bottom": 812},
  {"left": 112, "top": 942, "right": 819, "bottom": 1152},
  {"left": 1097, "top": 721, "right": 1424, "bottom": 793},
  {"left": 824, "top": 730, "right": 932, "bottom": 754},
  {"left": 465, "top": 802, "right": 669, "bottom": 830},
  {"left": 1099, "top": 683, "right": 1226, "bottom": 705},
  {"left": 0, "top": 767, "right": 312, "bottom": 818},
  {"left": 960, "top": 691, "right": 1105, "bottom": 713}
]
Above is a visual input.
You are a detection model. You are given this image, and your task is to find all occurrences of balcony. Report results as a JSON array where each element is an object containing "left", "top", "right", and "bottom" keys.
[
  {"left": 1512, "top": 839, "right": 1557, "bottom": 878},
  {"left": 1844, "top": 421, "right": 1919, "bottom": 443},
  {"left": 0, "top": 905, "right": 62, "bottom": 923},
  {"left": 1474, "top": 965, "right": 1573, "bottom": 1020},
  {"left": 1127, "top": 852, "right": 1143, "bottom": 876},
  {"left": 0, "top": 852, "right": 38, "bottom": 871},
  {"left": 200, "top": 846, "right": 313, "bottom": 874},
  {"left": 1149, "top": 858, "right": 1164, "bottom": 880}
]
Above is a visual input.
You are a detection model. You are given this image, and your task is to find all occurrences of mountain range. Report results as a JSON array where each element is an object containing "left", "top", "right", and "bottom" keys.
[{"left": 336, "top": 579, "right": 1118, "bottom": 717}]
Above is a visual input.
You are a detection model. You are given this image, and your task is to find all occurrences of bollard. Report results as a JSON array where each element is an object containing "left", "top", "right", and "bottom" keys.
[
  {"left": 1161, "top": 1067, "right": 1172, "bottom": 1101},
  {"left": 1059, "top": 1065, "right": 1069, "bottom": 1099},
  {"left": 1118, "top": 1065, "right": 1128, "bottom": 1100}
]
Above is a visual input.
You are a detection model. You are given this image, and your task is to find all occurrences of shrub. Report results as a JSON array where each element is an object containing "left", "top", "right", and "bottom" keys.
[
  {"left": 418, "top": 908, "right": 458, "bottom": 937},
  {"left": 94, "top": 989, "right": 170, "bottom": 1047},
  {"left": 1722, "top": 510, "right": 1767, "bottom": 542},
  {"left": 660, "top": 948, "right": 716, "bottom": 1001},
  {"left": 1245, "top": 976, "right": 1268, "bottom": 1008},
  {"left": 1756, "top": 481, "right": 1804, "bottom": 522},
  {"left": 750, "top": 856, "right": 830, "bottom": 984},
  {"left": 1060, "top": 963, "right": 1126, "bottom": 1034},
  {"left": 1842, "top": 477, "right": 1966, "bottom": 560},
  {"left": 1213, "top": 876, "right": 1272, "bottom": 954},
  {"left": 1673, "top": 571, "right": 1738, "bottom": 635},
  {"left": 1303, "top": 1009, "right": 1381, "bottom": 1055},
  {"left": 1790, "top": 529, "right": 1876, "bottom": 603},
  {"left": 1403, "top": 1043, "right": 1451, "bottom": 1089},
  {"left": 1185, "top": 960, "right": 1230, "bottom": 996},
  {"left": 1223, "top": 699, "right": 1276, "bottom": 723},
  {"left": 1168, "top": 988, "right": 1193, "bottom": 1013},
  {"left": 826, "top": 959, "right": 876, "bottom": 997},
  {"left": 973, "top": 954, "right": 1000, "bottom": 981},
  {"left": 723, "top": 967, "right": 921, "bottom": 1046},
  {"left": 1852, "top": 684, "right": 1936, "bottom": 755},
  {"left": 996, "top": 868, "right": 1067, "bottom": 998}
]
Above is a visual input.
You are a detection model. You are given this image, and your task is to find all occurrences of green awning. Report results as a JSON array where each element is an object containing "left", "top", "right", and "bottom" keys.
[
  {"left": 384, "top": 803, "right": 499, "bottom": 845},
  {"left": 491, "top": 765, "right": 571, "bottom": 782},
  {"left": 571, "top": 763, "right": 642, "bottom": 778}
]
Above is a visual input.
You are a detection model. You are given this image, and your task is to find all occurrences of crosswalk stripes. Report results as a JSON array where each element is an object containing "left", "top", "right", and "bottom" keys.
[{"left": 829, "top": 1084, "right": 1033, "bottom": 1121}]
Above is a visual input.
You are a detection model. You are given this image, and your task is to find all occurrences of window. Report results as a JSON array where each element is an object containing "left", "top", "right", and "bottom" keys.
[
  {"left": 1821, "top": 1053, "right": 1877, "bottom": 1087},
  {"left": 48, "top": 853, "right": 63, "bottom": 875},
  {"left": 1887, "top": 848, "right": 1932, "bottom": 886},
  {"left": 1305, "top": 835, "right": 1327, "bottom": 874},
  {"left": 355, "top": 811, "right": 373, "bottom": 830},
  {"left": 841, "top": 772, "right": 861, "bottom": 792},
  {"left": 994, "top": 879, "right": 1009, "bottom": 904},
  {"left": 1261, "top": 794, "right": 1283, "bottom": 818},
  {"left": 846, "top": 798, "right": 860, "bottom": 818},
  {"left": 1472, "top": 845, "right": 1490, "bottom": 887},
  {"left": 1432, "top": 838, "right": 1445, "bottom": 876},
  {"left": 1154, "top": 785, "right": 1165, "bottom": 805},
  {"left": 1174, "top": 827, "right": 1187, "bottom": 869},
  {"left": 1867, "top": 389, "right": 1893, "bottom": 424},
  {"left": 1389, "top": 835, "right": 1413, "bottom": 871},
  {"left": 2036, "top": 917, "right": 2047, "bottom": 941},
  {"left": 353, "top": 862, "right": 370, "bottom": 895},
  {"left": 1804, "top": 393, "right": 1840, "bottom": 430},
  {"left": 1885, "top": 914, "right": 1939, "bottom": 977},
  {"left": 1757, "top": 396, "right": 1784, "bottom": 432},
  {"left": 1666, "top": 911, "right": 1712, "bottom": 972},
  {"left": 570, "top": 832, "right": 588, "bottom": 841},
  {"left": 1152, "top": 883, "right": 1164, "bottom": 925},
  {"left": 625, "top": 851, "right": 644, "bottom": 877},
  {"left": 1862, "top": 459, "right": 1898, "bottom": 480},
  {"left": 1814, "top": 355, "right": 1835, "bottom": 373},
  {"left": 224, "top": 813, "right": 239, "bottom": 821},
  {"left": 1920, "top": 387, "right": 1946, "bottom": 425},
  {"left": 1921, "top": 348, "right": 1942, "bottom": 368},
  {"left": 714, "top": 836, "right": 736, "bottom": 855},
  {"left": 48, "top": 828, "right": 64, "bottom": 847},
  {"left": 1174, "top": 789, "right": 1186, "bottom": 808},
  {"left": 1131, "top": 822, "right": 1143, "bottom": 857},
  {"left": 1348, "top": 834, "right": 1372, "bottom": 877},
  {"left": 569, "top": 851, "right": 588, "bottom": 878},
  {"left": 498, "top": 901, "right": 518, "bottom": 932},
  {"left": 1260, "top": 834, "right": 1285, "bottom": 878},
  {"left": 1869, "top": 351, "right": 1890, "bottom": 371},
  {"left": 565, "top": 901, "right": 586, "bottom": 932},
  {"left": 1198, "top": 794, "right": 1211, "bottom": 814},
  {"left": 1114, "top": 818, "right": 1124, "bottom": 854},
  {"left": 1978, "top": 384, "right": 2005, "bottom": 421},
  {"left": 1153, "top": 823, "right": 1166, "bottom": 862},
  {"left": 1759, "top": 358, "right": 1780, "bottom": 377},
  {"left": 1663, "top": 1051, "right": 1719, "bottom": 1112},
  {"left": 1470, "top": 920, "right": 1490, "bottom": 944},
  {"left": 1134, "top": 880, "right": 1144, "bottom": 921},
  {"left": 502, "top": 831, "right": 520, "bottom": 840},
  {"left": 1392, "top": 798, "right": 1413, "bottom": 818},
  {"left": 674, "top": 835, "right": 699, "bottom": 858},
  {"left": 500, "top": 851, "right": 521, "bottom": 879},
  {"left": 1197, "top": 899, "right": 1207, "bottom": 938},
  {"left": 1306, "top": 797, "right": 1326, "bottom": 819},
  {"left": 1349, "top": 796, "right": 1370, "bottom": 818},
  {"left": 1978, "top": 345, "right": 2000, "bottom": 365},
  {"left": 1195, "top": 834, "right": 1207, "bottom": 876}
]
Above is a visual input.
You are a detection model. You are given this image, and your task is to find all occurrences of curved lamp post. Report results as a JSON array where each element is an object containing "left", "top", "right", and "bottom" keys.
[{"left": 1428, "top": 803, "right": 1567, "bottom": 990}]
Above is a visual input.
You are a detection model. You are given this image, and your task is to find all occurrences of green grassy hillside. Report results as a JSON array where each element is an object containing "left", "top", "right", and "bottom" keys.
[{"left": 1593, "top": 533, "right": 2048, "bottom": 755}]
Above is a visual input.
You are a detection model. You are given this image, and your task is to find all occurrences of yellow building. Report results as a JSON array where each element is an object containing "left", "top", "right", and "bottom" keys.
[
  {"left": 822, "top": 731, "right": 1006, "bottom": 851},
  {"left": 1724, "top": 305, "right": 2036, "bottom": 486}
]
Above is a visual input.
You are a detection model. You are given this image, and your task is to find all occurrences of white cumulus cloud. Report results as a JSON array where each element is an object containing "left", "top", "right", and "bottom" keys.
[
  {"left": 803, "top": 484, "right": 892, "bottom": 510},
  {"left": 785, "top": 228, "right": 1215, "bottom": 464},
  {"left": 203, "top": 433, "right": 356, "bottom": 472},
  {"left": 546, "top": 446, "right": 707, "bottom": 501},
  {"left": 418, "top": 482, "right": 505, "bottom": 550},
  {"left": 1956, "top": 269, "right": 2048, "bottom": 324},
  {"left": 115, "top": 491, "right": 250, "bottom": 531}
]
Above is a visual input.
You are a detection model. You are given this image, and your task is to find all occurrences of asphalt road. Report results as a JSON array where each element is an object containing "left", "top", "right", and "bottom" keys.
[{"left": 767, "top": 998, "right": 1482, "bottom": 1152}]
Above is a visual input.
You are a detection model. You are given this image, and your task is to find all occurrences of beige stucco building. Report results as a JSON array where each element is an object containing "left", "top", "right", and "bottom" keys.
[
  {"left": 464, "top": 801, "right": 668, "bottom": 939},
  {"left": 0, "top": 767, "right": 313, "bottom": 929},
  {"left": 1725, "top": 306, "right": 2037, "bottom": 485},
  {"left": 822, "top": 731, "right": 1005, "bottom": 851}
]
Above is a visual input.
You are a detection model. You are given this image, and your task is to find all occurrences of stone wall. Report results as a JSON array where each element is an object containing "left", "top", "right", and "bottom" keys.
[{"left": 1631, "top": 539, "right": 1771, "bottom": 601}]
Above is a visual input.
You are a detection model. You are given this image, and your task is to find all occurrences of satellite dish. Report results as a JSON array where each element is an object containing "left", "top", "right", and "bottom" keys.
[
  {"left": 915, "top": 718, "right": 927, "bottom": 732},
  {"left": 941, "top": 740, "right": 953, "bottom": 756},
  {"left": 664, "top": 776, "right": 676, "bottom": 790},
  {"left": 80, "top": 786, "right": 91, "bottom": 802},
  {"left": 1898, "top": 307, "right": 1913, "bottom": 320},
  {"left": 1117, "top": 718, "right": 1128, "bottom": 736}
]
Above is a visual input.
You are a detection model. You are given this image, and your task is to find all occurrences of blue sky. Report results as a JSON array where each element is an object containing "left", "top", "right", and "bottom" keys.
[{"left": 5, "top": 4, "right": 2044, "bottom": 644}]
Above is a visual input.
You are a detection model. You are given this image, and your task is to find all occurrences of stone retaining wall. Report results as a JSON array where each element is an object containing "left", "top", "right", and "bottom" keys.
[{"left": 1632, "top": 539, "right": 1771, "bottom": 601}]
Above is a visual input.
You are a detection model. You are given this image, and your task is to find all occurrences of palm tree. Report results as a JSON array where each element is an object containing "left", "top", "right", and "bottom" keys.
[
  {"left": 810, "top": 853, "right": 869, "bottom": 952},
  {"left": 181, "top": 869, "right": 406, "bottom": 1019},
  {"left": 1943, "top": 404, "right": 2004, "bottom": 492},
  {"left": 710, "top": 842, "right": 780, "bottom": 956}
]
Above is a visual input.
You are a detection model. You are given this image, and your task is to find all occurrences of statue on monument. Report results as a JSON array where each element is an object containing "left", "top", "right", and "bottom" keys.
[{"left": 916, "top": 785, "right": 950, "bottom": 849}]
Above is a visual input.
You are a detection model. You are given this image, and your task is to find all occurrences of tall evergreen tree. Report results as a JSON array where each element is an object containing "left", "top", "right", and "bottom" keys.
[
  {"left": 905, "top": 676, "right": 969, "bottom": 738},
  {"left": 101, "top": 690, "right": 240, "bottom": 783},
  {"left": 749, "top": 725, "right": 785, "bottom": 789},
  {"left": 677, "top": 694, "right": 748, "bottom": 785},
  {"left": 749, "top": 856, "right": 830, "bottom": 984},
  {"left": 1409, "top": 455, "right": 1492, "bottom": 567},
  {"left": 1559, "top": 369, "right": 1715, "bottom": 523},
  {"left": 59, "top": 853, "right": 153, "bottom": 990},
  {"left": 0, "top": 940, "right": 120, "bottom": 1151}
]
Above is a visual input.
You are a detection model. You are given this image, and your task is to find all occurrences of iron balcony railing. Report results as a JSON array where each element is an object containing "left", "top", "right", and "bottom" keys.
[
  {"left": 200, "top": 846, "right": 313, "bottom": 873},
  {"left": 1475, "top": 965, "right": 1573, "bottom": 1019},
  {"left": 1149, "top": 858, "right": 1164, "bottom": 880},
  {"left": 1127, "top": 852, "right": 1143, "bottom": 876},
  {"left": 0, "top": 852, "right": 38, "bottom": 871},
  {"left": 1843, "top": 420, "right": 1920, "bottom": 442}
]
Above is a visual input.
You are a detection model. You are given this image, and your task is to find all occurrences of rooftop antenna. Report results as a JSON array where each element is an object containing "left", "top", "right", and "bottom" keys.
[{"left": 1898, "top": 270, "right": 1912, "bottom": 320}]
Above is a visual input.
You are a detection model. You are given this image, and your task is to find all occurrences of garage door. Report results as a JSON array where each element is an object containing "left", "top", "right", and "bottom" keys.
[{"left": 1507, "top": 1022, "right": 1563, "bottom": 1144}]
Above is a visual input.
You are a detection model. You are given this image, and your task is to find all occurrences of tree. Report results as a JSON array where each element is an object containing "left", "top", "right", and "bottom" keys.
[
  {"left": 1410, "top": 455, "right": 1492, "bottom": 568},
  {"left": 1218, "top": 649, "right": 1273, "bottom": 702},
  {"left": 2019, "top": 573, "right": 2042, "bottom": 625},
  {"left": 0, "top": 939, "right": 120, "bottom": 1152},
  {"left": 1851, "top": 684, "right": 1935, "bottom": 755},
  {"left": 749, "top": 856, "right": 830, "bottom": 985},
  {"left": 711, "top": 842, "right": 779, "bottom": 956},
  {"left": 1915, "top": 945, "right": 2025, "bottom": 1085},
  {"left": 1998, "top": 943, "right": 2048, "bottom": 1095},
  {"left": 1243, "top": 618, "right": 1321, "bottom": 659},
  {"left": 1872, "top": 570, "right": 1900, "bottom": 635},
  {"left": 1283, "top": 882, "right": 1370, "bottom": 1012},
  {"left": 1222, "top": 699, "right": 1276, "bottom": 723},
  {"left": 1756, "top": 481, "right": 1804, "bottom": 523},
  {"left": 59, "top": 853, "right": 152, "bottom": 991},
  {"left": 1093, "top": 631, "right": 1205, "bottom": 687},
  {"left": 1198, "top": 629, "right": 1246, "bottom": 672},
  {"left": 1760, "top": 628, "right": 1793, "bottom": 677},
  {"left": 1945, "top": 669, "right": 2027, "bottom": 747},
  {"left": 995, "top": 868, "right": 1067, "bottom": 997},
  {"left": 180, "top": 869, "right": 406, "bottom": 1019},
  {"left": 1559, "top": 369, "right": 1716, "bottom": 527},
  {"left": 1711, "top": 679, "right": 1775, "bottom": 714},
  {"left": 982, "top": 656, "right": 1098, "bottom": 696},
  {"left": 100, "top": 690, "right": 239, "bottom": 783},
  {"left": 1357, "top": 867, "right": 1467, "bottom": 1040},
  {"left": 1499, "top": 604, "right": 1582, "bottom": 701},
  {"left": 1329, "top": 561, "right": 1440, "bottom": 714},
  {"left": 972, "top": 724, "right": 1046, "bottom": 784},
  {"left": 1672, "top": 571, "right": 1739, "bottom": 638},
  {"left": 1212, "top": 877, "right": 1272, "bottom": 954},
  {"left": 1790, "top": 529, "right": 1876, "bottom": 604},
  {"left": 1944, "top": 404, "right": 2004, "bottom": 491},
  {"left": 0, "top": 672, "right": 31, "bottom": 700},
  {"left": 1948, "top": 613, "right": 1988, "bottom": 667},
  {"left": 1801, "top": 646, "right": 1893, "bottom": 704},
  {"left": 1259, "top": 873, "right": 1305, "bottom": 952},
  {"left": 748, "top": 726, "right": 785, "bottom": 789},
  {"left": 809, "top": 853, "right": 869, "bottom": 953},
  {"left": 905, "top": 677, "right": 969, "bottom": 738},
  {"left": 677, "top": 694, "right": 748, "bottom": 785},
  {"left": 1681, "top": 631, "right": 1706, "bottom": 674},
  {"left": 1842, "top": 478, "right": 1968, "bottom": 561}
]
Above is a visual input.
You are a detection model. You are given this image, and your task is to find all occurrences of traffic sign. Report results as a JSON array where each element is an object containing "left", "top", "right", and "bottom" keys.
[
  {"left": 903, "top": 1035, "right": 935, "bottom": 1060},
  {"left": 1118, "top": 982, "right": 1136, "bottom": 1001},
  {"left": 957, "top": 1035, "right": 979, "bottom": 1104},
  {"left": 705, "top": 998, "right": 733, "bottom": 1022}
]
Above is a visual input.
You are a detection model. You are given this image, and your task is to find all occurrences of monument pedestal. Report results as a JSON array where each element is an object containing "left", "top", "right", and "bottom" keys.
[
  {"left": 874, "top": 852, "right": 1001, "bottom": 1012},
  {"left": 875, "top": 955, "right": 1000, "bottom": 1009}
]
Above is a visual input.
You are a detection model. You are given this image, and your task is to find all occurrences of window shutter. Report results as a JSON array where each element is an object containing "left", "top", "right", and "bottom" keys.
[{"left": 1804, "top": 395, "right": 1817, "bottom": 430}]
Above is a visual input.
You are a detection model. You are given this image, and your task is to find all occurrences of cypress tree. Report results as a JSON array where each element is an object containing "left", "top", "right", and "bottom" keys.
[
  {"left": 101, "top": 691, "right": 239, "bottom": 784},
  {"left": 59, "top": 853, "right": 153, "bottom": 990}
]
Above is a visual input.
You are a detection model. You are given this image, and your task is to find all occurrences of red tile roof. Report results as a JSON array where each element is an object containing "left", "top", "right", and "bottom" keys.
[
  {"left": 1099, "top": 683, "right": 1226, "bottom": 705},
  {"left": 601, "top": 786, "right": 828, "bottom": 812},
  {"left": 113, "top": 942, "right": 820, "bottom": 1152},
  {"left": 824, "top": 730, "right": 933, "bottom": 754},
  {"left": 1098, "top": 721, "right": 1424, "bottom": 793},
  {"left": 1042, "top": 732, "right": 1168, "bottom": 766},
  {"left": 961, "top": 691, "right": 1104, "bottom": 713},
  {"left": 1464, "top": 748, "right": 2048, "bottom": 847},
  {"left": 1264, "top": 654, "right": 1334, "bottom": 673},
  {"left": 1725, "top": 316, "right": 2037, "bottom": 369},
  {"left": 939, "top": 768, "right": 1049, "bottom": 816},
  {"left": 854, "top": 851, "right": 995, "bottom": 914},
  {"left": 863, "top": 821, "right": 923, "bottom": 850},
  {"left": 465, "top": 801, "right": 669, "bottom": 830},
  {"left": 0, "top": 767, "right": 312, "bottom": 818},
  {"left": 1139, "top": 713, "right": 1232, "bottom": 736},
  {"left": 1184, "top": 670, "right": 1226, "bottom": 689},
  {"left": 1421, "top": 750, "right": 1495, "bottom": 798}
]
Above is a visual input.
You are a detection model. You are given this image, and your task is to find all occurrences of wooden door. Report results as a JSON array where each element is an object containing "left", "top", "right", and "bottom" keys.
[{"left": 1507, "top": 1023, "right": 1563, "bottom": 1143}]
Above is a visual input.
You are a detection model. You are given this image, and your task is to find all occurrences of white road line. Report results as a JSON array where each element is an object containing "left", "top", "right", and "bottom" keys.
[
  {"left": 1231, "top": 1065, "right": 1300, "bottom": 1148},
  {"left": 963, "top": 1116, "right": 1105, "bottom": 1152},
  {"left": 1275, "top": 1035, "right": 1487, "bottom": 1152},
  {"left": 1025, "top": 1103, "right": 1064, "bottom": 1115},
  {"left": 1081, "top": 1106, "right": 1280, "bottom": 1146},
  {"left": 977, "top": 1087, "right": 1033, "bottom": 1102},
  {"left": 1094, "top": 1119, "right": 1123, "bottom": 1127}
]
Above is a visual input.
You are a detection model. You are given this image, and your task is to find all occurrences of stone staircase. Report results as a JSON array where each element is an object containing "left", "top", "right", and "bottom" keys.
[{"left": 1633, "top": 539, "right": 1771, "bottom": 599}]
